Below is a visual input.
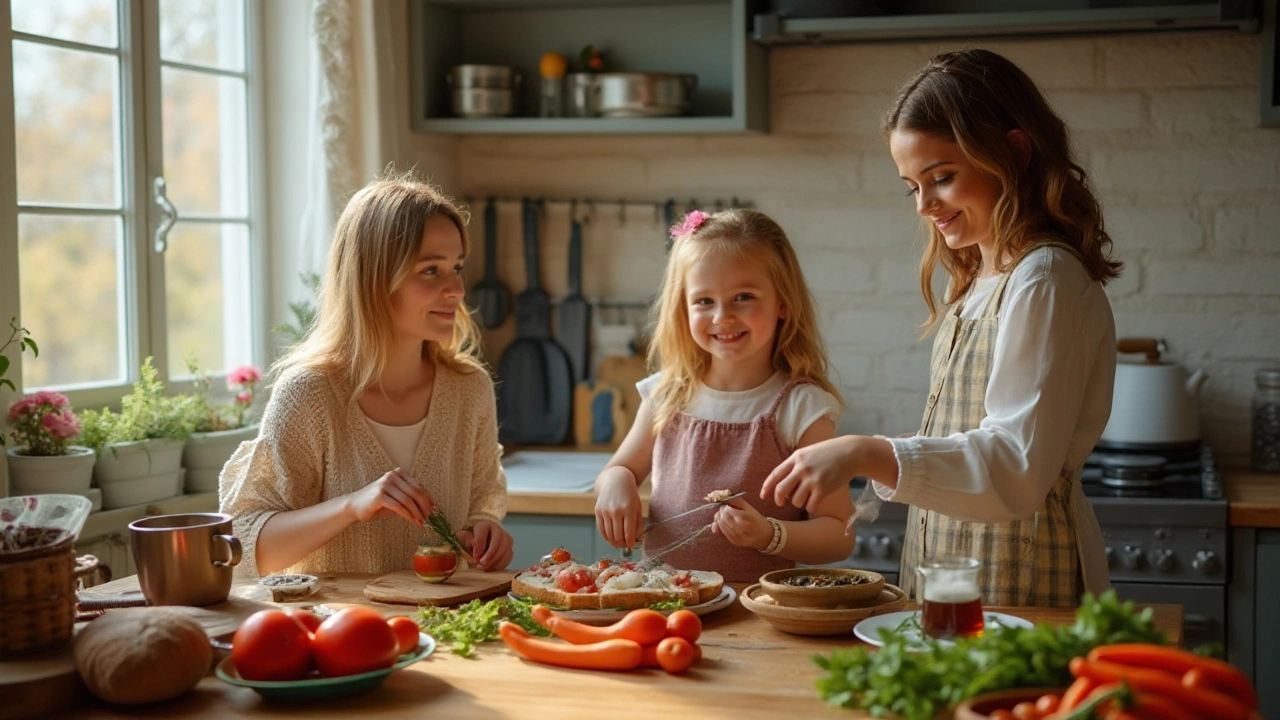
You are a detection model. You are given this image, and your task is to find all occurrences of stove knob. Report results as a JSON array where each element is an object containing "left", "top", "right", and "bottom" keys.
[
  {"left": 1122, "top": 545, "right": 1146, "bottom": 571},
  {"left": 1192, "top": 550, "right": 1221, "bottom": 576},
  {"left": 1104, "top": 546, "right": 1116, "bottom": 569},
  {"left": 870, "top": 534, "right": 893, "bottom": 559},
  {"left": 1155, "top": 549, "right": 1177, "bottom": 573},
  {"left": 1154, "top": 528, "right": 1170, "bottom": 541},
  {"left": 852, "top": 536, "right": 865, "bottom": 558}
]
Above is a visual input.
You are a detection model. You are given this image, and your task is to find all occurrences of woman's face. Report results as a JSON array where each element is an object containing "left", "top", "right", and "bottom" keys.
[
  {"left": 684, "top": 249, "right": 785, "bottom": 372},
  {"left": 389, "top": 214, "right": 466, "bottom": 346},
  {"left": 889, "top": 129, "right": 1002, "bottom": 256}
]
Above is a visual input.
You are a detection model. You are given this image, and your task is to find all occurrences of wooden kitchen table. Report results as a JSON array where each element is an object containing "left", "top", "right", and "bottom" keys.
[{"left": 54, "top": 575, "right": 1183, "bottom": 720}]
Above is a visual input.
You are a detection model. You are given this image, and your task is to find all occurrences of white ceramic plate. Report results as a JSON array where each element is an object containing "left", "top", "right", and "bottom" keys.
[
  {"left": 508, "top": 586, "right": 737, "bottom": 624},
  {"left": 853, "top": 609, "right": 1034, "bottom": 648}
]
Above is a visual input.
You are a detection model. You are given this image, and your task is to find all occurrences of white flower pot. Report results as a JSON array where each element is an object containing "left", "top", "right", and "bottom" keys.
[
  {"left": 183, "top": 425, "right": 257, "bottom": 493},
  {"left": 6, "top": 445, "right": 96, "bottom": 494},
  {"left": 94, "top": 438, "right": 185, "bottom": 509}
]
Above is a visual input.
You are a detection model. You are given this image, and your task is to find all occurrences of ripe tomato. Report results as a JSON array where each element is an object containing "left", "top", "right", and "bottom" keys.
[
  {"left": 231, "top": 609, "right": 313, "bottom": 681},
  {"left": 387, "top": 616, "right": 421, "bottom": 656},
  {"left": 556, "top": 569, "right": 595, "bottom": 593},
  {"left": 413, "top": 552, "right": 457, "bottom": 575},
  {"left": 550, "top": 547, "right": 571, "bottom": 563},
  {"left": 665, "top": 610, "right": 702, "bottom": 643},
  {"left": 312, "top": 607, "right": 399, "bottom": 677},
  {"left": 1010, "top": 701, "right": 1041, "bottom": 720},
  {"left": 286, "top": 609, "right": 322, "bottom": 635},
  {"left": 654, "top": 636, "right": 696, "bottom": 675}
]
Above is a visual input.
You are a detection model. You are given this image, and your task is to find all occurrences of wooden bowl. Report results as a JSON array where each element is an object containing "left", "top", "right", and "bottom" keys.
[
  {"left": 953, "top": 687, "right": 1065, "bottom": 720},
  {"left": 758, "top": 567, "right": 885, "bottom": 608},
  {"left": 739, "top": 582, "right": 908, "bottom": 636}
]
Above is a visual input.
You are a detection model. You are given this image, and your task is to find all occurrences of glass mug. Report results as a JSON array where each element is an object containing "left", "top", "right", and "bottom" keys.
[{"left": 915, "top": 555, "right": 985, "bottom": 640}]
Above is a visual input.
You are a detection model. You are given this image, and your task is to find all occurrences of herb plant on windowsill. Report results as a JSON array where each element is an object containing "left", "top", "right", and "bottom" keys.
[
  {"left": 5, "top": 390, "right": 96, "bottom": 495},
  {"left": 182, "top": 357, "right": 263, "bottom": 494},
  {"left": 0, "top": 317, "right": 38, "bottom": 447}
]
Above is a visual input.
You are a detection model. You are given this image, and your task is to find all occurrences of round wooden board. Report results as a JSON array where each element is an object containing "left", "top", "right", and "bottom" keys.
[{"left": 0, "top": 640, "right": 87, "bottom": 720}]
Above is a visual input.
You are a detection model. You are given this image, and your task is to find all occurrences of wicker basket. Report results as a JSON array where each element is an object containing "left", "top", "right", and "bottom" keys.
[{"left": 0, "top": 534, "right": 100, "bottom": 656}]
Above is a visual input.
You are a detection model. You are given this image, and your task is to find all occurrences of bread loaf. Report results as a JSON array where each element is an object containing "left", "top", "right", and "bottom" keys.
[{"left": 74, "top": 607, "right": 212, "bottom": 704}]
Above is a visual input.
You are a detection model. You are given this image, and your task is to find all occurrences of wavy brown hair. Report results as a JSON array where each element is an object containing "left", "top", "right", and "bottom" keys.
[
  {"left": 883, "top": 48, "right": 1123, "bottom": 327},
  {"left": 274, "top": 173, "right": 485, "bottom": 400},
  {"left": 648, "top": 209, "right": 842, "bottom": 434}
]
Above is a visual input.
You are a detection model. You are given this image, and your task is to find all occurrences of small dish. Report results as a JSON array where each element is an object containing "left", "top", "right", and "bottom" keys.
[
  {"left": 258, "top": 574, "right": 319, "bottom": 602},
  {"left": 758, "top": 567, "right": 885, "bottom": 608},
  {"left": 739, "top": 583, "right": 908, "bottom": 636},
  {"left": 852, "top": 610, "right": 1034, "bottom": 649},
  {"left": 953, "top": 687, "right": 1066, "bottom": 720},
  {"left": 216, "top": 632, "right": 435, "bottom": 700}
]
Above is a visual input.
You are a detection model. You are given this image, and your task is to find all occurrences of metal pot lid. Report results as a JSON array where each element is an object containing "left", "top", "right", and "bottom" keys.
[{"left": 1100, "top": 454, "right": 1167, "bottom": 485}]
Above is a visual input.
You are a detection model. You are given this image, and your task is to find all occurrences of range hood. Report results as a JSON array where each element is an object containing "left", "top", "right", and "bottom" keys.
[{"left": 752, "top": 2, "right": 1260, "bottom": 45}]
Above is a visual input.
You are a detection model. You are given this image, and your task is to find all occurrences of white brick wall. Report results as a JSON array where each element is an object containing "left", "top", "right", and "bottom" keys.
[{"left": 439, "top": 33, "right": 1280, "bottom": 463}]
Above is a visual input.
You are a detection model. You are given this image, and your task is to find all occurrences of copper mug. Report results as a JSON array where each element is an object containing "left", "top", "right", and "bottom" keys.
[{"left": 129, "top": 512, "right": 242, "bottom": 606}]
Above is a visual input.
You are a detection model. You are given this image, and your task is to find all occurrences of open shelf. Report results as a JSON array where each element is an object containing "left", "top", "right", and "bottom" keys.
[{"left": 409, "top": 0, "right": 767, "bottom": 135}]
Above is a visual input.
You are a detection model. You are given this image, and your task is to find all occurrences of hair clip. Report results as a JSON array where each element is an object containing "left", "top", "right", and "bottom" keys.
[{"left": 670, "top": 210, "right": 710, "bottom": 239}]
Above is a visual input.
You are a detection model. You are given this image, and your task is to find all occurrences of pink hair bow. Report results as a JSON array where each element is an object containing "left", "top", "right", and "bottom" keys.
[{"left": 671, "top": 210, "right": 709, "bottom": 239}]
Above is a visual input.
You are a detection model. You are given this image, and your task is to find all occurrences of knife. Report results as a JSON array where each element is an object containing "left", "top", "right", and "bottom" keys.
[{"left": 621, "top": 491, "right": 746, "bottom": 558}]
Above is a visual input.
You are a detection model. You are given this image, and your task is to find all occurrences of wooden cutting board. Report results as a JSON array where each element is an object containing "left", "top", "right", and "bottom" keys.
[
  {"left": 362, "top": 570, "right": 516, "bottom": 606},
  {"left": 596, "top": 353, "right": 647, "bottom": 440}
]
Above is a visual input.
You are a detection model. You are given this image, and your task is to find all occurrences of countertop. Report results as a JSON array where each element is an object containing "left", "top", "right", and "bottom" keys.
[
  {"left": 54, "top": 574, "right": 1183, "bottom": 720},
  {"left": 1224, "top": 468, "right": 1280, "bottom": 528}
]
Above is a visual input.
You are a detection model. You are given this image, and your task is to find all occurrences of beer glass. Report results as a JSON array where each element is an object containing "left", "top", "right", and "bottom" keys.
[{"left": 916, "top": 555, "right": 984, "bottom": 640}]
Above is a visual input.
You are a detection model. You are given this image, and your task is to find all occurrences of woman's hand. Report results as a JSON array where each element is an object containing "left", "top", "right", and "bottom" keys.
[
  {"left": 458, "top": 520, "right": 514, "bottom": 571},
  {"left": 712, "top": 498, "right": 773, "bottom": 551},
  {"left": 595, "top": 471, "right": 644, "bottom": 551},
  {"left": 346, "top": 468, "right": 435, "bottom": 525},
  {"left": 761, "top": 436, "right": 862, "bottom": 515}
]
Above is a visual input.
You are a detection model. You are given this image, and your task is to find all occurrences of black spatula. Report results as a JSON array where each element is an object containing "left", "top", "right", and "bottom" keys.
[
  {"left": 471, "top": 197, "right": 509, "bottom": 329},
  {"left": 557, "top": 217, "right": 590, "bottom": 383}
]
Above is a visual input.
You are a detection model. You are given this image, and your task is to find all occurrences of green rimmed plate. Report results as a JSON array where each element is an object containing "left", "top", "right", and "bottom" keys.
[{"left": 215, "top": 633, "right": 435, "bottom": 700}]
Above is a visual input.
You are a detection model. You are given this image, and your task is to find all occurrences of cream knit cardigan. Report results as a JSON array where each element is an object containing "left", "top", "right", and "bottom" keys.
[{"left": 218, "top": 361, "right": 506, "bottom": 577}]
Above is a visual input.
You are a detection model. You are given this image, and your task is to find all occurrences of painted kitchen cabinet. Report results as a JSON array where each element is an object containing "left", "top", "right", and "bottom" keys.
[
  {"left": 1227, "top": 528, "right": 1280, "bottom": 720},
  {"left": 505, "top": 513, "right": 608, "bottom": 570},
  {"left": 409, "top": 0, "right": 767, "bottom": 134}
]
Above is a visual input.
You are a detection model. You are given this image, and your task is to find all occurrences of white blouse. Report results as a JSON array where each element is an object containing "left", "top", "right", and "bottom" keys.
[{"left": 873, "top": 247, "right": 1115, "bottom": 594}]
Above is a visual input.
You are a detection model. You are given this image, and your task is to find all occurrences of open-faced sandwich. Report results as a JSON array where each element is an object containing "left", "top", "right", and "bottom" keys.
[{"left": 511, "top": 548, "right": 724, "bottom": 610}]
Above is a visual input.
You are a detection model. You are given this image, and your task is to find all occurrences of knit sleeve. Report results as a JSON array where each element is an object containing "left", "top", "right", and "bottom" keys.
[
  {"left": 463, "top": 369, "right": 506, "bottom": 527},
  {"left": 218, "top": 370, "right": 330, "bottom": 577}
]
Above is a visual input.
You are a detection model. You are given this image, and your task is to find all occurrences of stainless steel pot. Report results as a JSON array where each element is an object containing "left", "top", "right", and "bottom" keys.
[
  {"left": 451, "top": 87, "right": 516, "bottom": 118},
  {"left": 447, "top": 64, "right": 520, "bottom": 90},
  {"left": 594, "top": 72, "right": 696, "bottom": 118},
  {"left": 1099, "top": 338, "right": 1208, "bottom": 450},
  {"left": 566, "top": 73, "right": 600, "bottom": 117}
]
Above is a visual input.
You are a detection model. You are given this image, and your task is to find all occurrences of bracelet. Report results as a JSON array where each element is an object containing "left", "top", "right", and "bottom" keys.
[{"left": 762, "top": 517, "right": 788, "bottom": 556}]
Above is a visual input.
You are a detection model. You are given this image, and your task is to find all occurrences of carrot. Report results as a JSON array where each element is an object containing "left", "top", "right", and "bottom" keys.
[
  {"left": 1127, "top": 692, "right": 1201, "bottom": 720},
  {"left": 498, "top": 622, "right": 643, "bottom": 671},
  {"left": 1087, "top": 643, "right": 1258, "bottom": 710},
  {"left": 1059, "top": 675, "right": 1099, "bottom": 712},
  {"left": 1069, "top": 657, "right": 1251, "bottom": 720},
  {"left": 530, "top": 605, "right": 668, "bottom": 646}
]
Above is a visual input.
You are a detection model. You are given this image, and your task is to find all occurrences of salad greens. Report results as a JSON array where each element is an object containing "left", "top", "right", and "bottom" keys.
[
  {"left": 813, "top": 590, "right": 1166, "bottom": 720},
  {"left": 414, "top": 596, "right": 550, "bottom": 657}
]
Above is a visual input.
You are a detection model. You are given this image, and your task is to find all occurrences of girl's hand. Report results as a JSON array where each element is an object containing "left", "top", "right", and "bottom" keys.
[
  {"left": 712, "top": 498, "right": 773, "bottom": 551},
  {"left": 761, "top": 436, "right": 860, "bottom": 515},
  {"left": 458, "top": 520, "right": 514, "bottom": 571},
  {"left": 595, "top": 473, "right": 644, "bottom": 551},
  {"left": 347, "top": 468, "right": 435, "bottom": 525}
]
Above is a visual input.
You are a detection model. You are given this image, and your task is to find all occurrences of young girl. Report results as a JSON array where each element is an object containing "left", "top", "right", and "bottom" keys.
[
  {"left": 594, "top": 209, "right": 855, "bottom": 583},
  {"left": 761, "top": 49, "right": 1121, "bottom": 607},
  {"left": 220, "top": 175, "right": 513, "bottom": 576}
]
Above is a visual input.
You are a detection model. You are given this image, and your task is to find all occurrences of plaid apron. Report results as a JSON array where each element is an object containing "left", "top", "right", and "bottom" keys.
[{"left": 899, "top": 243, "right": 1082, "bottom": 607}]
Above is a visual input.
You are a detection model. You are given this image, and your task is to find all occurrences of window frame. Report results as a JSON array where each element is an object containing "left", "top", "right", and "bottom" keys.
[{"left": 0, "top": 0, "right": 268, "bottom": 409}]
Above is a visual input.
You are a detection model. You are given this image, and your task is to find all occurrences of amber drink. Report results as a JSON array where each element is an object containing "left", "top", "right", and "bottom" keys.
[{"left": 916, "top": 556, "right": 984, "bottom": 640}]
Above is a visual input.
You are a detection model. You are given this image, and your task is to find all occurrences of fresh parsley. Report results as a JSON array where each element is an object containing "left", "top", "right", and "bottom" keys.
[
  {"left": 813, "top": 590, "right": 1166, "bottom": 720},
  {"left": 413, "top": 596, "right": 550, "bottom": 657}
]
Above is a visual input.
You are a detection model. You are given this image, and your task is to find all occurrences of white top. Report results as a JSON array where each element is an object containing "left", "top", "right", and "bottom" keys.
[
  {"left": 637, "top": 372, "right": 841, "bottom": 449},
  {"left": 873, "top": 247, "right": 1115, "bottom": 594},
  {"left": 363, "top": 414, "right": 429, "bottom": 474}
]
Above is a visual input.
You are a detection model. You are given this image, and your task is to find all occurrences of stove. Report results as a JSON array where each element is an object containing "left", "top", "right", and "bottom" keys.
[{"left": 830, "top": 445, "right": 1229, "bottom": 650}]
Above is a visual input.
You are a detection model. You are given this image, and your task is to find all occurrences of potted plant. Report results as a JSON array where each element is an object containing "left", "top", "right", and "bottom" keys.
[
  {"left": 5, "top": 391, "right": 96, "bottom": 499},
  {"left": 182, "top": 358, "right": 262, "bottom": 493},
  {"left": 79, "top": 358, "right": 200, "bottom": 509},
  {"left": 0, "top": 317, "right": 39, "bottom": 447}
]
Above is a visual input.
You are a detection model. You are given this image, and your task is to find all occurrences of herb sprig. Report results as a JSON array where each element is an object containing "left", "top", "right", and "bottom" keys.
[
  {"left": 414, "top": 596, "right": 550, "bottom": 657},
  {"left": 813, "top": 590, "right": 1166, "bottom": 720},
  {"left": 425, "top": 509, "right": 474, "bottom": 565}
]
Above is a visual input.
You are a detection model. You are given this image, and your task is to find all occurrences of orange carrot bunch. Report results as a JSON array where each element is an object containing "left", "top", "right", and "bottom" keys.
[{"left": 498, "top": 605, "right": 704, "bottom": 674}]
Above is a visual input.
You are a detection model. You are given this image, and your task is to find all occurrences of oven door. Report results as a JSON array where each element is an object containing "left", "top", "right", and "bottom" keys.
[{"left": 1109, "top": 582, "right": 1225, "bottom": 650}]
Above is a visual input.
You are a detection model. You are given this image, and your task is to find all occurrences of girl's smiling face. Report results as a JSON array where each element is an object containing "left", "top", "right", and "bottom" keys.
[
  {"left": 890, "top": 129, "right": 1002, "bottom": 258},
  {"left": 684, "top": 250, "right": 785, "bottom": 381},
  {"left": 389, "top": 214, "right": 466, "bottom": 345}
]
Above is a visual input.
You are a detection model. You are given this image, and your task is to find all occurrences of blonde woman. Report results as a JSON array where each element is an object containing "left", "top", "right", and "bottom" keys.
[
  {"left": 220, "top": 175, "right": 512, "bottom": 576},
  {"left": 594, "top": 209, "right": 854, "bottom": 583}
]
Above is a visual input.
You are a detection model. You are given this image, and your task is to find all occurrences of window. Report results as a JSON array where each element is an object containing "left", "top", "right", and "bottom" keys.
[{"left": 2, "top": 0, "right": 263, "bottom": 404}]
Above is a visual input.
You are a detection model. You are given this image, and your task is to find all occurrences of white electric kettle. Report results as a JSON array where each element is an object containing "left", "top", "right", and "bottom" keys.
[{"left": 1099, "top": 338, "right": 1208, "bottom": 450}]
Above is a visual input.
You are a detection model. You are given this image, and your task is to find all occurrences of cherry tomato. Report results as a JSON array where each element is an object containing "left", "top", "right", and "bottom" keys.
[
  {"left": 312, "top": 607, "right": 399, "bottom": 677},
  {"left": 654, "top": 636, "right": 697, "bottom": 675},
  {"left": 231, "top": 609, "right": 313, "bottom": 681},
  {"left": 1034, "top": 693, "right": 1061, "bottom": 715},
  {"left": 1010, "top": 701, "right": 1041, "bottom": 720},
  {"left": 556, "top": 569, "right": 595, "bottom": 593},
  {"left": 286, "top": 609, "right": 322, "bottom": 635},
  {"left": 988, "top": 711, "right": 1015, "bottom": 720},
  {"left": 665, "top": 610, "right": 702, "bottom": 643},
  {"left": 550, "top": 547, "right": 571, "bottom": 563},
  {"left": 387, "top": 616, "right": 421, "bottom": 656}
]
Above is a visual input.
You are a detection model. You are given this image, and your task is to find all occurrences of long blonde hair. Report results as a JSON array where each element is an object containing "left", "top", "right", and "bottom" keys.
[
  {"left": 647, "top": 209, "right": 842, "bottom": 433},
  {"left": 274, "top": 173, "right": 485, "bottom": 399},
  {"left": 883, "top": 48, "right": 1123, "bottom": 328}
]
